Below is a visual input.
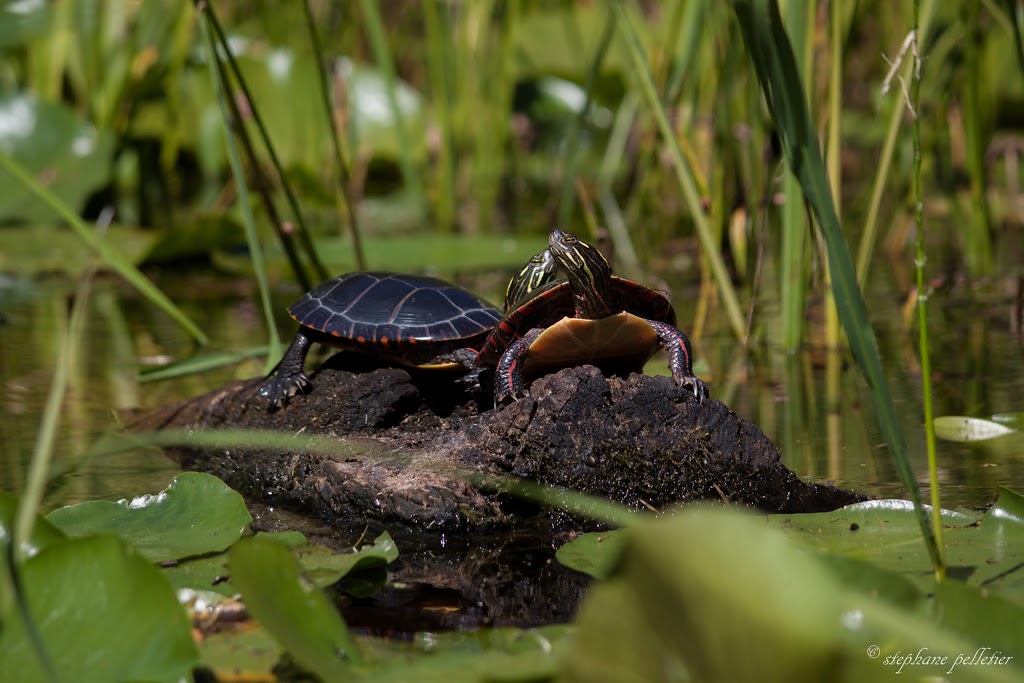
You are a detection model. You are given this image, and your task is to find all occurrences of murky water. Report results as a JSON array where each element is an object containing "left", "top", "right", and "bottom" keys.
[{"left": 1, "top": 264, "right": 1022, "bottom": 515}]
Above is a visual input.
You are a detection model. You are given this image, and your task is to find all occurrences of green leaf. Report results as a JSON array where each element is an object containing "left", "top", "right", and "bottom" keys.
[
  {"left": 0, "top": 0, "right": 53, "bottom": 48},
  {"left": 772, "top": 493, "right": 1024, "bottom": 603},
  {"left": 554, "top": 530, "right": 627, "bottom": 580},
  {"left": 163, "top": 531, "right": 396, "bottom": 596},
  {"left": 228, "top": 536, "right": 360, "bottom": 678},
  {"left": 295, "top": 531, "right": 400, "bottom": 588},
  {"left": 46, "top": 472, "right": 252, "bottom": 563},
  {"left": 0, "top": 535, "right": 198, "bottom": 683},
  {"left": 0, "top": 491, "right": 66, "bottom": 558},
  {"left": 358, "top": 625, "right": 571, "bottom": 683},
  {"left": 563, "top": 506, "right": 1024, "bottom": 683},
  {"left": 934, "top": 416, "right": 1016, "bottom": 442},
  {"left": 199, "top": 626, "right": 285, "bottom": 679},
  {"left": 0, "top": 94, "right": 113, "bottom": 223}
]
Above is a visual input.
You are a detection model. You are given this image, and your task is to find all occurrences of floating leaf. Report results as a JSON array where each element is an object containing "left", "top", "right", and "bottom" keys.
[
  {"left": 934, "top": 416, "right": 1016, "bottom": 442},
  {"left": 46, "top": 472, "right": 252, "bottom": 563},
  {"left": 0, "top": 490, "right": 66, "bottom": 558},
  {"left": 295, "top": 531, "right": 400, "bottom": 588},
  {"left": 774, "top": 492, "right": 1024, "bottom": 603},
  {"left": 0, "top": 535, "right": 198, "bottom": 683},
  {"left": 357, "top": 625, "right": 571, "bottom": 682},
  {"left": 554, "top": 530, "right": 628, "bottom": 580},
  {"left": 229, "top": 536, "right": 360, "bottom": 679}
]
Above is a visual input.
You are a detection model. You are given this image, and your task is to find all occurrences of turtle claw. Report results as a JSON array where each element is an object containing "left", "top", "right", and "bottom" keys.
[
  {"left": 258, "top": 372, "right": 311, "bottom": 409},
  {"left": 683, "top": 376, "right": 709, "bottom": 404},
  {"left": 494, "top": 385, "right": 529, "bottom": 406}
]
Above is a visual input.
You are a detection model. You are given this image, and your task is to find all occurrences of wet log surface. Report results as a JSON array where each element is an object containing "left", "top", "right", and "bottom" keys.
[
  {"left": 135, "top": 353, "right": 867, "bottom": 629},
  {"left": 139, "top": 353, "right": 865, "bottom": 532}
]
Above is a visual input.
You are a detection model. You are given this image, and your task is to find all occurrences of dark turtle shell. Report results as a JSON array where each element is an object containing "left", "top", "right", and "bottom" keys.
[
  {"left": 475, "top": 276, "right": 675, "bottom": 368},
  {"left": 291, "top": 271, "right": 502, "bottom": 355}
]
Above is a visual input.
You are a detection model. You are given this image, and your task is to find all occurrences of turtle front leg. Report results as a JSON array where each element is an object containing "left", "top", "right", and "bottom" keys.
[
  {"left": 258, "top": 329, "right": 313, "bottom": 409},
  {"left": 494, "top": 328, "right": 544, "bottom": 405},
  {"left": 645, "top": 320, "right": 709, "bottom": 403}
]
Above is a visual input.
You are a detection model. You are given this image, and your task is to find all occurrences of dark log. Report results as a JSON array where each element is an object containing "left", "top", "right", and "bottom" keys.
[{"left": 138, "top": 354, "right": 865, "bottom": 533}]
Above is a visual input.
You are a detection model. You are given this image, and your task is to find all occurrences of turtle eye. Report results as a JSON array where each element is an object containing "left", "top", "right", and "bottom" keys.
[{"left": 563, "top": 233, "right": 578, "bottom": 244}]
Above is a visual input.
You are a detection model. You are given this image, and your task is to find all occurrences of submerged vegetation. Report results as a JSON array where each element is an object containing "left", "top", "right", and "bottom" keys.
[{"left": 1, "top": 0, "right": 1024, "bottom": 680}]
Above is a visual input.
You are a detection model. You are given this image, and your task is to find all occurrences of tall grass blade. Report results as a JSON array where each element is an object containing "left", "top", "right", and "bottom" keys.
[
  {"left": 423, "top": 0, "right": 457, "bottom": 232},
  {"left": 778, "top": 0, "right": 813, "bottom": 352},
  {"left": 911, "top": 0, "right": 946, "bottom": 580},
  {"left": 730, "top": 0, "right": 943, "bottom": 572},
  {"left": 960, "top": 1, "right": 994, "bottom": 276},
  {"left": 195, "top": 2, "right": 281, "bottom": 370},
  {"left": 303, "top": 0, "right": 366, "bottom": 269},
  {"left": 613, "top": 2, "right": 747, "bottom": 342},
  {"left": 0, "top": 151, "right": 208, "bottom": 346}
]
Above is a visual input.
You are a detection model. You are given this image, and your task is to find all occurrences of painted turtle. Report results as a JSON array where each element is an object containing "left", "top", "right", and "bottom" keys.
[
  {"left": 259, "top": 253, "right": 559, "bottom": 409},
  {"left": 475, "top": 229, "right": 709, "bottom": 405},
  {"left": 504, "top": 248, "right": 556, "bottom": 312}
]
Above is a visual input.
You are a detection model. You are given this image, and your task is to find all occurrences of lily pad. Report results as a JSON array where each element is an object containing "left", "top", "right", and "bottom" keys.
[
  {"left": 554, "top": 530, "right": 628, "bottom": 580},
  {"left": 0, "top": 93, "right": 114, "bottom": 223},
  {"left": 294, "top": 531, "right": 399, "bottom": 588},
  {"left": 357, "top": 625, "right": 571, "bottom": 683},
  {"left": 228, "top": 536, "right": 360, "bottom": 679},
  {"left": 772, "top": 491, "right": 1024, "bottom": 603},
  {"left": 46, "top": 472, "right": 252, "bottom": 563},
  {"left": 934, "top": 416, "right": 1016, "bottom": 442},
  {"left": 0, "top": 535, "right": 198, "bottom": 683},
  {"left": 0, "top": 490, "right": 66, "bottom": 558},
  {"left": 562, "top": 506, "right": 1024, "bottom": 683},
  {"left": 0, "top": 0, "right": 53, "bottom": 48}
]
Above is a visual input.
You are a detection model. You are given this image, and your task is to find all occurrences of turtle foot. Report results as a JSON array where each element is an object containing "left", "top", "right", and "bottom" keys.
[
  {"left": 682, "top": 376, "right": 709, "bottom": 404},
  {"left": 258, "top": 373, "right": 311, "bottom": 409},
  {"left": 494, "top": 385, "right": 529, "bottom": 406}
]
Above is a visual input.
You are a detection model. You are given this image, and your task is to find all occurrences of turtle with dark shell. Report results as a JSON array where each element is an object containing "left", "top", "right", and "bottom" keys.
[
  {"left": 259, "top": 250, "right": 558, "bottom": 408},
  {"left": 475, "top": 229, "right": 709, "bottom": 405}
]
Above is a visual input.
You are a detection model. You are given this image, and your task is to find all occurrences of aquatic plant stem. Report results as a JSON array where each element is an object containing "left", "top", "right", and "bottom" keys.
[
  {"left": 912, "top": 1, "right": 946, "bottom": 581},
  {"left": 303, "top": 0, "right": 366, "bottom": 270},
  {"left": 196, "top": 4, "right": 281, "bottom": 371},
  {"left": 211, "top": 52, "right": 313, "bottom": 292},
  {"left": 854, "top": 0, "right": 934, "bottom": 286},
  {"left": 613, "top": 2, "right": 747, "bottom": 342},
  {"left": 204, "top": 3, "right": 328, "bottom": 284}
]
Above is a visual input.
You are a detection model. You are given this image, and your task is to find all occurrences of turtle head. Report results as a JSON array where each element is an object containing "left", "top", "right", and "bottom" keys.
[
  {"left": 548, "top": 230, "right": 614, "bottom": 319},
  {"left": 504, "top": 248, "right": 558, "bottom": 312}
]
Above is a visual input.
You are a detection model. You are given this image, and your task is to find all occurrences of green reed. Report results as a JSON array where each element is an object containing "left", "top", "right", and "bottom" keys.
[
  {"left": 196, "top": 1, "right": 281, "bottom": 370},
  {"left": 731, "top": 0, "right": 943, "bottom": 574},
  {"left": 912, "top": 0, "right": 946, "bottom": 580}
]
